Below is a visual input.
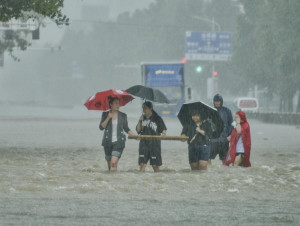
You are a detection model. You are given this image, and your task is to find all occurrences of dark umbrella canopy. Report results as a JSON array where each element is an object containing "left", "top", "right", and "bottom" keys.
[
  {"left": 125, "top": 85, "right": 170, "bottom": 103},
  {"left": 177, "top": 101, "right": 224, "bottom": 138}
]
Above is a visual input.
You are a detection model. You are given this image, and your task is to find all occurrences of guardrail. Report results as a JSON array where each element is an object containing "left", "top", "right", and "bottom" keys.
[{"left": 246, "top": 112, "right": 300, "bottom": 125}]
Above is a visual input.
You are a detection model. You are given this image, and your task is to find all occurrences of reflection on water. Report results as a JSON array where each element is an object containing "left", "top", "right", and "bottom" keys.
[{"left": 0, "top": 116, "right": 300, "bottom": 225}]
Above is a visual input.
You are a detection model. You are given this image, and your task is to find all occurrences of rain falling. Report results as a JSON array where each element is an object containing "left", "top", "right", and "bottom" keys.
[{"left": 0, "top": 0, "right": 299, "bottom": 225}]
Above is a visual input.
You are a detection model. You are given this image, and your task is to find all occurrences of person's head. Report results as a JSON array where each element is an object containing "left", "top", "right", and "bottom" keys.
[
  {"left": 213, "top": 94, "right": 223, "bottom": 108},
  {"left": 235, "top": 110, "right": 247, "bottom": 123},
  {"left": 191, "top": 110, "right": 202, "bottom": 123},
  {"left": 108, "top": 96, "right": 120, "bottom": 111},
  {"left": 142, "top": 101, "right": 153, "bottom": 115}
]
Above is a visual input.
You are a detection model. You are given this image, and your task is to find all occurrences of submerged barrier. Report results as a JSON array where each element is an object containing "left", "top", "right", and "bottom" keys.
[{"left": 247, "top": 112, "right": 300, "bottom": 125}]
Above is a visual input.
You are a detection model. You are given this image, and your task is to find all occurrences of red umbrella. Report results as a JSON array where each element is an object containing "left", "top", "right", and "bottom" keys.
[{"left": 84, "top": 89, "right": 134, "bottom": 111}]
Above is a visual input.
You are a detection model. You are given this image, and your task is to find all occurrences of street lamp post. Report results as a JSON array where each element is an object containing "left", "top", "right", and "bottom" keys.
[{"left": 193, "top": 15, "right": 221, "bottom": 98}]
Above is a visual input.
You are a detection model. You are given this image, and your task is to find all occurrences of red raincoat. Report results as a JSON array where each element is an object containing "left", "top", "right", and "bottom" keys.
[{"left": 223, "top": 111, "right": 251, "bottom": 167}]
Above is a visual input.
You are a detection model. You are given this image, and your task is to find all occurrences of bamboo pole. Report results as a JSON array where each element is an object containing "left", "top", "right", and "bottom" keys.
[{"left": 128, "top": 135, "right": 189, "bottom": 141}]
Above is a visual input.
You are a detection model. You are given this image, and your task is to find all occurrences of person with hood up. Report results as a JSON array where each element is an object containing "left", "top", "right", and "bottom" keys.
[
  {"left": 209, "top": 94, "right": 233, "bottom": 163},
  {"left": 223, "top": 110, "right": 251, "bottom": 167}
]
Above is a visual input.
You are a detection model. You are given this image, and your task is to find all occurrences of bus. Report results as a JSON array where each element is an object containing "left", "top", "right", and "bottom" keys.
[{"left": 141, "top": 62, "right": 187, "bottom": 117}]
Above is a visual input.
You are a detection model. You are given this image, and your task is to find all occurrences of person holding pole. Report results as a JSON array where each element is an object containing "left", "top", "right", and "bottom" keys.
[
  {"left": 181, "top": 110, "right": 213, "bottom": 170},
  {"left": 99, "top": 96, "right": 136, "bottom": 171},
  {"left": 136, "top": 101, "right": 167, "bottom": 172}
]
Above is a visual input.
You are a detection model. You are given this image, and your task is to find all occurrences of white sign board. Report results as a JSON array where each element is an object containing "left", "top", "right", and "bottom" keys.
[{"left": 0, "top": 19, "right": 38, "bottom": 31}]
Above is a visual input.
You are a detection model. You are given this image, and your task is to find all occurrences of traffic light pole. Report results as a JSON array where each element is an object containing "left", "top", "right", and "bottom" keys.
[
  {"left": 211, "top": 17, "right": 218, "bottom": 95},
  {"left": 192, "top": 16, "right": 221, "bottom": 99}
]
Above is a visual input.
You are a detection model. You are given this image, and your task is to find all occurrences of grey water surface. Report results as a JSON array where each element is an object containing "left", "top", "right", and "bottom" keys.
[{"left": 0, "top": 106, "right": 299, "bottom": 225}]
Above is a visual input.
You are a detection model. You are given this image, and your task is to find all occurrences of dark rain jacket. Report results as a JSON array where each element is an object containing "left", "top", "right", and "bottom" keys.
[
  {"left": 136, "top": 111, "right": 167, "bottom": 152},
  {"left": 211, "top": 96, "right": 233, "bottom": 143},
  {"left": 99, "top": 111, "right": 130, "bottom": 149},
  {"left": 181, "top": 120, "right": 212, "bottom": 146}
]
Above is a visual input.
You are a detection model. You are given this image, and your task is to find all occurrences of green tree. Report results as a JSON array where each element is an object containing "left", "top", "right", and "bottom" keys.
[
  {"left": 0, "top": 0, "right": 69, "bottom": 59},
  {"left": 71, "top": 0, "right": 238, "bottom": 87},
  {"left": 0, "top": 0, "right": 69, "bottom": 25},
  {"left": 232, "top": 0, "right": 300, "bottom": 112},
  {"left": 33, "top": 0, "right": 240, "bottom": 104}
]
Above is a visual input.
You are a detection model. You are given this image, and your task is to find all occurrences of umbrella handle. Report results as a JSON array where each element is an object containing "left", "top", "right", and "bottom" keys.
[{"left": 189, "top": 134, "right": 197, "bottom": 144}]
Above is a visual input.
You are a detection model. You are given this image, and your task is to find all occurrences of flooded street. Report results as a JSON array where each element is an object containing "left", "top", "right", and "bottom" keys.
[
  {"left": 0, "top": 106, "right": 299, "bottom": 225},
  {"left": 1, "top": 1, "right": 300, "bottom": 225}
]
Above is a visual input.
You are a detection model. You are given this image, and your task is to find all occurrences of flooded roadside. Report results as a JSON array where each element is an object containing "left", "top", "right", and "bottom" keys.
[{"left": 0, "top": 112, "right": 300, "bottom": 225}]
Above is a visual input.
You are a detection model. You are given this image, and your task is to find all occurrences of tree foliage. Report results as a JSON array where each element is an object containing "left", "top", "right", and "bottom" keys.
[
  {"left": 232, "top": 0, "right": 300, "bottom": 111},
  {"left": 0, "top": 0, "right": 69, "bottom": 25},
  {"left": 23, "top": 0, "right": 240, "bottom": 104},
  {"left": 0, "top": 0, "right": 69, "bottom": 57},
  {"left": 56, "top": 0, "right": 239, "bottom": 94}
]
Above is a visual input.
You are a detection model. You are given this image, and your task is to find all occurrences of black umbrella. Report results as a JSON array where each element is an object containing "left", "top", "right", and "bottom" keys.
[
  {"left": 125, "top": 85, "right": 170, "bottom": 103},
  {"left": 177, "top": 101, "right": 224, "bottom": 138}
]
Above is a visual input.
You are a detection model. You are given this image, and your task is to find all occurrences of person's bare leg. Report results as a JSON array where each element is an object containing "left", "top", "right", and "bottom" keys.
[
  {"left": 199, "top": 160, "right": 208, "bottom": 170},
  {"left": 110, "top": 156, "right": 119, "bottom": 171},
  {"left": 106, "top": 161, "right": 111, "bottom": 171},
  {"left": 152, "top": 165, "right": 159, "bottom": 172},
  {"left": 233, "top": 155, "right": 242, "bottom": 167},
  {"left": 139, "top": 163, "right": 147, "bottom": 172},
  {"left": 190, "top": 163, "right": 199, "bottom": 170}
]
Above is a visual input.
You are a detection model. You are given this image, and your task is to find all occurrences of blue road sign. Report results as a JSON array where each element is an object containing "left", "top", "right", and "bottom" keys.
[{"left": 185, "top": 31, "right": 232, "bottom": 61}]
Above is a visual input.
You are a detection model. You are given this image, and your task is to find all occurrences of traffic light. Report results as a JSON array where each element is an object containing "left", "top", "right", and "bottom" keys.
[
  {"left": 195, "top": 65, "right": 203, "bottom": 73},
  {"left": 4, "top": 30, "right": 13, "bottom": 40},
  {"left": 32, "top": 27, "right": 40, "bottom": 40},
  {"left": 0, "top": 52, "right": 4, "bottom": 67},
  {"left": 213, "top": 71, "right": 218, "bottom": 76}
]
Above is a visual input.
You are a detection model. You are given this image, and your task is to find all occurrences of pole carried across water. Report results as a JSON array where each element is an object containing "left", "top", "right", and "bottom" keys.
[{"left": 128, "top": 135, "right": 188, "bottom": 141}]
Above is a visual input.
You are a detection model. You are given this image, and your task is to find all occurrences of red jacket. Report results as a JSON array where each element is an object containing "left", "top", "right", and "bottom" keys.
[{"left": 223, "top": 111, "right": 251, "bottom": 167}]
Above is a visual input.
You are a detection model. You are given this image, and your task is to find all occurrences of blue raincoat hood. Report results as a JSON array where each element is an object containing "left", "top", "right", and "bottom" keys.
[{"left": 213, "top": 94, "right": 223, "bottom": 107}]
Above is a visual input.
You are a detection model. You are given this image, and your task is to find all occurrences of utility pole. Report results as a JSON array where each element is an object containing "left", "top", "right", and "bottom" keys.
[
  {"left": 192, "top": 15, "right": 221, "bottom": 98},
  {"left": 211, "top": 17, "right": 218, "bottom": 96}
]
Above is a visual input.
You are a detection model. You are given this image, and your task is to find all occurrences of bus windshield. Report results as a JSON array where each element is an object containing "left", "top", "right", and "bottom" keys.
[{"left": 154, "top": 86, "right": 183, "bottom": 103}]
